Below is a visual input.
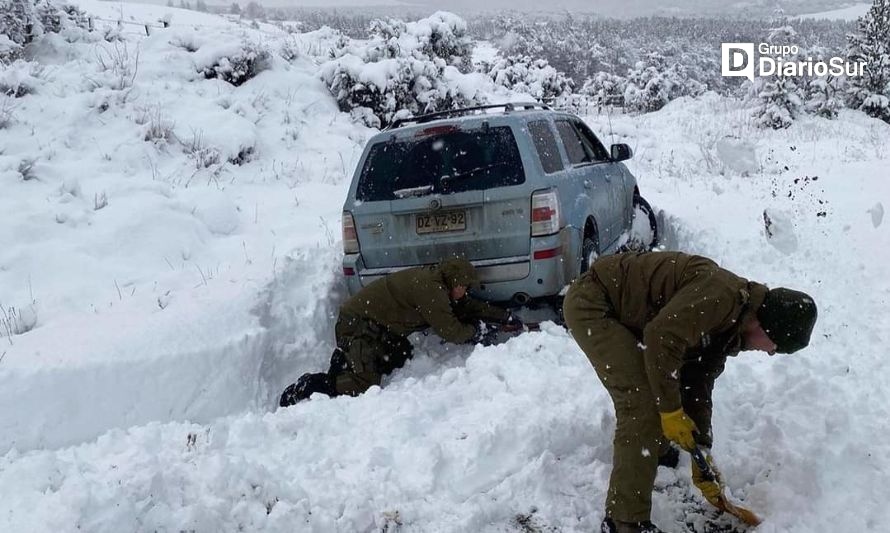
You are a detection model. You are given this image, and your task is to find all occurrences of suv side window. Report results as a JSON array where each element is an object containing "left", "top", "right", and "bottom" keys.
[
  {"left": 556, "top": 120, "right": 595, "bottom": 165},
  {"left": 528, "top": 120, "right": 563, "bottom": 174},
  {"left": 573, "top": 120, "right": 610, "bottom": 161}
]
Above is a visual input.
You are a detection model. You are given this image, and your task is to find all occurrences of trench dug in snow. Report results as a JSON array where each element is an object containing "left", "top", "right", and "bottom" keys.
[{"left": 0, "top": 207, "right": 683, "bottom": 456}]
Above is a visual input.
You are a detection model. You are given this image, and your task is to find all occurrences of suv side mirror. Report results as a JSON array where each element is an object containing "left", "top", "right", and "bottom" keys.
[{"left": 610, "top": 143, "right": 633, "bottom": 162}]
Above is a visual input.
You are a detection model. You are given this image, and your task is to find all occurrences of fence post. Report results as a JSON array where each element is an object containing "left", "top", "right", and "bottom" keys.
[{"left": 145, "top": 24, "right": 150, "bottom": 36}]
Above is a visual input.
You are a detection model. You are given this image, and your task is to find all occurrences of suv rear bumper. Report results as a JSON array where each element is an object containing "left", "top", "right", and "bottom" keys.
[{"left": 342, "top": 227, "right": 581, "bottom": 304}]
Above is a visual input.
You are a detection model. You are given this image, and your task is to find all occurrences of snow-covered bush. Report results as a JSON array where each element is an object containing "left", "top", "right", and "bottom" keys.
[
  {"left": 1, "top": 0, "right": 90, "bottom": 61},
  {"left": 485, "top": 55, "right": 573, "bottom": 101},
  {"left": 580, "top": 72, "right": 628, "bottom": 108},
  {"left": 1, "top": 0, "right": 37, "bottom": 61},
  {"left": 845, "top": 0, "right": 890, "bottom": 123},
  {"left": 0, "top": 59, "right": 44, "bottom": 97},
  {"left": 197, "top": 41, "right": 271, "bottom": 87},
  {"left": 623, "top": 53, "right": 704, "bottom": 113},
  {"left": 319, "top": 12, "right": 486, "bottom": 128},
  {"left": 170, "top": 33, "right": 201, "bottom": 53},
  {"left": 280, "top": 35, "right": 300, "bottom": 62}
]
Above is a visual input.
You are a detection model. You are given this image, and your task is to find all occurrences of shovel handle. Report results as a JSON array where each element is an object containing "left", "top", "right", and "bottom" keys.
[
  {"left": 690, "top": 446, "right": 763, "bottom": 526},
  {"left": 691, "top": 446, "right": 717, "bottom": 482}
]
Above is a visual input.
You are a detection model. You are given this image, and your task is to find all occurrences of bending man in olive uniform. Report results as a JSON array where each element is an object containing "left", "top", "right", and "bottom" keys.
[
  {"left": 280, "top": 257, "right": 516, "bottom": 406},
  {"left": 563, "top": 251, "right": 817, "bottom": 533}
]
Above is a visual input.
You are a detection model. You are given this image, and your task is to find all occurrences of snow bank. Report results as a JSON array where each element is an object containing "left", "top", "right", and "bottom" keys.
[{"left": 0, "top": 0, "right": 372, "bottom": 453}]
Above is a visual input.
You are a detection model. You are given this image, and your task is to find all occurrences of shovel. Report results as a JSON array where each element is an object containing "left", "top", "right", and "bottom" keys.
[{"left": 691, "top": 446, "right": 762, "bottom": 526}]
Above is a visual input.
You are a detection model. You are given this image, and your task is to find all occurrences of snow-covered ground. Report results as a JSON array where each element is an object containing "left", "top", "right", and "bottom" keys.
[
  {"left": 798, "top": 3, "right": 871, "bottom": 20},
  {"left": 2, "top": 2, "right": 889, "bottom": 532}
]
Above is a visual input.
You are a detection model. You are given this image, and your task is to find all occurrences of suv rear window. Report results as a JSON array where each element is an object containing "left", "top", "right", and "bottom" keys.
[
  {"left": 356, "top": 126, "right": 525, "bottom": 202},
  {"left": 528, "top": 120, "right": 563, "bottom": 174}
]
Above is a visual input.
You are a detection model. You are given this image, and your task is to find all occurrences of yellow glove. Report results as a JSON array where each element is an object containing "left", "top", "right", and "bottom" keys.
[
  {"left": 659, "top": 408, "right": 698, "bottom": 451},
  {"left": 692, "top": 451, "right": 723, "bottom": 506}
]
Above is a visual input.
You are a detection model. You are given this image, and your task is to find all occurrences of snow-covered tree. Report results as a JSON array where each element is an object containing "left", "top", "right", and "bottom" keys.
[
  {"left": 229, "top": 2, "right": 240, "bottom": 15},
  {"left": 485, "top": 55, "right": 573, "bottom": 101},
  {"left": 799, "top": 47, "right": 844, "bottom": 119},
  {"left": 195, "top": 0, "right": 208, "bottom": 12},
  {"left": 803, "top": 76, "right": 842, "bottom": 119},
  {"left": 846, "top": 0, "right": 890, "bottom": 123},
  {"left": 243, "top": 1, "right": 265, "bottom": 21},
  {"left": 752, "top": 77, "right": 802, "bottom": 129},
  {"left": 319, "top": 12, "right": 486, "bottom": 129},
  {"left": 751, "top": 23, "right": 804, "bottom": 128}
]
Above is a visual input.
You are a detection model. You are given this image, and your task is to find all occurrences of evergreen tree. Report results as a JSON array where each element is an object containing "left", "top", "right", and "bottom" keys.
[
  {"left": 752, "top": 77, "right": 802, "bottom": 129},
  {"left": 229, "top": 2, "right": 240, "bottom": 15},
  {"left": 846, "top": 0, "right": 890, "bottom": 123},
  {"left": 752, "top": 22, "right": 804, "bottom": 128},
  {"left": 243, "top": 1, "right": 265, "bottom": 20}
]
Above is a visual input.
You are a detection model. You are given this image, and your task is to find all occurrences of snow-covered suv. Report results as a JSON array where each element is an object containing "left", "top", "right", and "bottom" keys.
[{"left": 340, "top": 102, "right": 657, "bottom": 305}]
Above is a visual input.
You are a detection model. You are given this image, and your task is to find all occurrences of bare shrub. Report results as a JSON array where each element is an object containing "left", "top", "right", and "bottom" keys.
[
  {"left": 185, "top": 129, "right": 221, "bottom": 169},
  {"left": 1, "top": 303, "right": 38, "bottom": 343},
  {"left": 0, "top": 96, "right": 15, "bottom": 128},
  {"left": 86, "top": 42, "right": 140, "bottom": 91},
  {"left": 170, "top": 33, "right": 200, "bottom": 53},
  {"left": 139, "top": 105, "right": 176, "bottom": 145}
]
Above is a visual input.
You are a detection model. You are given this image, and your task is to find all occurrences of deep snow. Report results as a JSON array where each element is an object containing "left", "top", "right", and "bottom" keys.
[{"left": 1, "top": 2, "right": 889, "bottom": 532}]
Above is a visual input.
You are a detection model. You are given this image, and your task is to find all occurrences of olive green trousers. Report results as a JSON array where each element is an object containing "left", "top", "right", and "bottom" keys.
[
  {"left": 563, "top": 273, "right": 664, "bottom": 523},
  {"left": 330, "top": 314, "right": 414, "bottom": 396}
]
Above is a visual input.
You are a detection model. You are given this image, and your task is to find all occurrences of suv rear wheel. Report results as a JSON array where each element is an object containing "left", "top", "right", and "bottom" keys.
[
  {"left": 626, "top": 195, "right": 659, "bottom": 251},
  {"left": 580, "top": 233, "right": 599, "bottom": 274}
]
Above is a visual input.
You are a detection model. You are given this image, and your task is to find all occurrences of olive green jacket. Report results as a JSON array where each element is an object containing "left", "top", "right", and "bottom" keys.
[
  {"left": 339, "top": 259, "right": 508, "bottom": 344},
  {"left": 590, "top": 252, "right": 767, "bottom": 426}
]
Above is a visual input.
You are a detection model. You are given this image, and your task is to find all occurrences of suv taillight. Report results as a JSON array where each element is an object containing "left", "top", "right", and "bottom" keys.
[
  {"left": 531, "top": 189, "right": 560, "bottom": 236},
  {"left": 342, "top": 211, "right": 359, "bottom": 254}
]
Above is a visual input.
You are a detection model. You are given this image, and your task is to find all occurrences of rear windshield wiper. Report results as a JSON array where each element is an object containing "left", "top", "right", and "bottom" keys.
[
  {"left": 393, "top": 185, "right": 435, "bottom": 199},
  {"left": 440, "top": 162, "right": 507, "bottom": 185}
]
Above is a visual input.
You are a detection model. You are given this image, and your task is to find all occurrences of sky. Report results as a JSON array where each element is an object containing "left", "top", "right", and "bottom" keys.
[{"left": 247, "top": 0, "right": 858, "bottom": 17}]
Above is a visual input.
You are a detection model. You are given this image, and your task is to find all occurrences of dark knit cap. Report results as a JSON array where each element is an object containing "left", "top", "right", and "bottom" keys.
[
  {"left": 757, "top": 288, "right": 818, "bottom": 354},
  {"left": 438, "top": 257, "right": 479, "bottom": 289}
]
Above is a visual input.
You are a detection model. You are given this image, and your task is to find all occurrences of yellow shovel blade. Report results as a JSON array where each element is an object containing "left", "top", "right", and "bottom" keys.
[{"left": 717, "top": 496, "right": 762, "bottom": 526}]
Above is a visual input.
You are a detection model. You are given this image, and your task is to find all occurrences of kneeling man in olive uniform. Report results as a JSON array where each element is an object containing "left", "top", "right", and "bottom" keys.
[
  {"left": 563, "top": 251, "right": 817, "bottom": 533},
  {"left": 280, "top": 257, "right": 517, "bottom": 406}
]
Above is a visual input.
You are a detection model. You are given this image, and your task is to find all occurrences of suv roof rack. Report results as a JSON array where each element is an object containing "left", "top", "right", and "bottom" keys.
[{"left": 386, "top": 102, "right": 551, "bottom": 130}]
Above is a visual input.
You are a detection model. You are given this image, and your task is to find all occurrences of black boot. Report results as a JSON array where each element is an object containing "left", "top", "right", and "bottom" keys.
[
  {"left": 602, "top": 517, "right": 664, "bottom": 533},
  {"left": 657, "top": 444, "right": 680, "bottom": 468},
  {"left": 279, "top": 372, "right": 334, "bottom": 407}
]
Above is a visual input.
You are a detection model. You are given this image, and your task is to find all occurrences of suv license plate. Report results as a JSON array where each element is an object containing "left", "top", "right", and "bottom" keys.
[{"left": 416, "top": 210, "right": 467, "bottom": 234}]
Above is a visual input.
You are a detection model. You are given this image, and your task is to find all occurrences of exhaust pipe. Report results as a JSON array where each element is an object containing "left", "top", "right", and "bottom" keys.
[{"left": 513, "top": 292, "right": 530, "bottom": 305}]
